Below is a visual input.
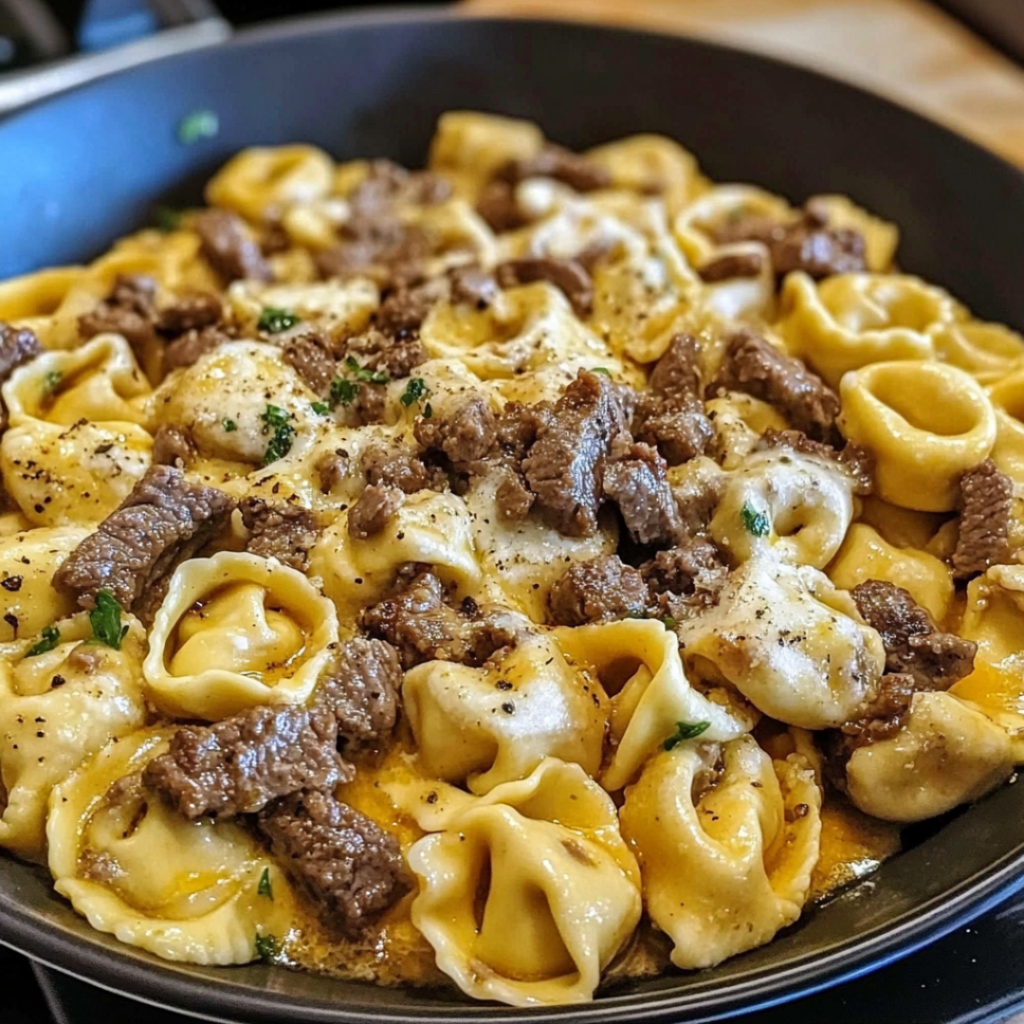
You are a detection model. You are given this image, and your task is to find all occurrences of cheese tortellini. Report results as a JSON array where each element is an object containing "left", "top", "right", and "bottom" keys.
[
  {"left": 620, "top": 736, "right": 821, "bottom": 968},
  {"left": 143, "top": 552, "right": 339, "bottom": 719},
  {"left": 48, "top": 728, "right": 296, "bottom": 964},
  {"left": 404, "top": 759, "right": 642, "bottom": 1006}
]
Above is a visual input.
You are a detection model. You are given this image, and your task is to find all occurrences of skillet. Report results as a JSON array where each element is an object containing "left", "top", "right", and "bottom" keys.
[{"left": 2, "top": 9, "right": 1024, "bottom": 1022}]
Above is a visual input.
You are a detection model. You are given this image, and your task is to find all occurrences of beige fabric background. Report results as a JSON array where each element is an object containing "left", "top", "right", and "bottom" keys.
[
  {"left": 461, "top": 0, "right": 1024, "bottom": 166},
  {"left": 459, "top": 2, "right": 1024, "bottom": 1020}
]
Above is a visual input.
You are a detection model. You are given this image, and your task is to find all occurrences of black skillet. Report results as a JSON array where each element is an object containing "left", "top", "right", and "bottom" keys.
[{"left": 2, "top": 9, "right": 1024, "bottom": 1023}]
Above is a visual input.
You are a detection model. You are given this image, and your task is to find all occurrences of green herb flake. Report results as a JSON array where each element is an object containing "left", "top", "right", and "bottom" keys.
[
  {"left": 400, "top": 378, "right": 428, "bottom": 408},
  {"left": 258, "top": 868, "right": 273, "bottom": 899},
  {"left": 254, "top": 932, "right": 279, "bottom": 962},
  {"left": 154, "top": 206, "right": 183, "bottom": 233},
  {"left": 257, "top": 307, "right": 301, "bottom": 334},
  {"left": 591, "top": 367, "right": 611, "bottom": 376},
  {"left": 260, "top": 404, "right": 295, "bottom": 466},
  {"left": 26, "top": 625, "right": 60, "bottom": 658},
  {"left": 90, "top": 591, "right": 127, "bottom": 650},
  {"left": 344, "top": 356, "right": 390, "bottom": 385},
  {"left": 222, "top": 418, "right": 237, "bottom": 433},
  {"left": 311, "top": 401, "right": 331, "bottom": 416},
  {"left": 42, "top": 369, "right": 62, "bottom": 395},
  {"left": 740, "top": 502, "right": 771, "bottom": 538},
  {"left": 177, "top": 109, "right": 219, "bottom": 146},
  {"left": 662, "top": 615, "right": 677, "bottom": 629},
  {"left": 663, "top": 720, "right": 712, "bottom": 751},
  {"left": 422, "top": 401, "right": 433, "bottom": 419},
  {"left": 329, "top": 376, "right": 359, "bottom": 407}
]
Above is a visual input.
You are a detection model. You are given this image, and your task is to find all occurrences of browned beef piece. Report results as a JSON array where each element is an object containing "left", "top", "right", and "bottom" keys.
[
  {"left": 194, "top": 209, "right": 272, "bottom": 284},
  {"left": 475, "top": 180, "right": 528, "bottom": 232},
  {"left": 522, "top": 370, "right": 630, "bottom": 537},
  {"left": 634, "top": 334, "right": 713, "bottom": 465},
  {"left": 341, "top": 328, "right": 426, "bottom": 380},
  {"left": 450, "top": 267, "right": 499, "bottom": 308},
  {"left": 495, "top": 400, "right": 555, "bottom": 460},
  {"left": 314, "top": 638, "right": 403, "bottom": 755},
  {"left": 375, "top": 279, "right": 446, "bottom": 339},
  {"left": 708, "top": 328, "right": 839, "bottom": 441},
  {"left": 348, "top": 484, "right": 404, "bottom": 540},
  {"left": 163, "top": 325, "right": 235, "bottom": 370},
  {"left": 0, "top": 322, "right": 41, "bottom": 379},
  {"left": 840, "top": 672, "right": 921, "bottom": 747},
  {"left": 698, "top": 251, "right": 767, "bottom": 282},
  {"left": 52, "top": 465, "right": 235, "bottom": 614},
  {"left": 257, "top": 789, "right": 411, "bottom": 936},
  {"left": 851, "top": 580, "right": 976, "bottom": 689},
  {"left": 154, "top": 293, "right": 222, "bottom": 336},
  {"left": 350, "top": 383, "right": 388, "bottom": 427},
  {"left": 495, "top": 471, "right": 535, "bottom": 520},
  {"left": 281, "top": 333, "right": 336, "bottom": 395},
  {"left": 641, "top": 539, "right": 722, "bottom": 595},
  {"left": 953, "top": 460, "right": 1013, "bottom": 579},
  {"left": 756, "top": 427, "right": 874, "bottom": 495},
  {"left": 151, "top": 425, "right": 196, "bottom": 468},
  {"left": 414, "top": 395, "right": 497, "bottom": 465},
  {"left": 317, "top": 162, "right": 446, "bottom": 292},
  {"left": 0, "top": 322, "right": 42, "bottom": 432},
  {"left": 78, "top": 274, "right": 157, "bottom": 348},
  {"left": 603, "top": 435, "right": 680, "bottom": 545},
  {"left": 363, "top": 570, "right": 520, "bottom": 670},
  {"left": 239, "top": 496, "right": 320, "bottom": 572},
  {"left": 361, "top": 440, "right": 444, "bottom": 494},
  {"left": 496, "top": 257, "right": 594, "bottom": 318},
  {"left": 496, "top": 143, "right": 611, "bottom": 193},
  {"left": 316, "top": 449, "right": 349, "bottom": 493},
  {"left": 713, "top": 199, "right": 867, "bottom": 279},
  {"left": 548, "top": 555, "right": 647, "bottom": 626},
  {"left": 144, "top": 704, "right": 352, "bottom": 820}
]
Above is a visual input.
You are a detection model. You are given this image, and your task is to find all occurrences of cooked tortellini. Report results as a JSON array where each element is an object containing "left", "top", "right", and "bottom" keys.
[
  {"left": 778, "top": 273, "right": 958, "bottom": 386},
  {"left": 403, "top": 630, "right": 607, "bottom": 793},
  {"left": 845, "top": 692, "right": 1024, "bottom": 822},
  {"left": 48, "top": 728, "right": 296, "bottom": 964},
  {"left": 0, "top": 614, "right": 147, "bottom": 859},
  {"left": 311, "top": 489, "right": 481, "bottom": 623},
  {"left": 710, "top": 447, "right": 856, "bottom": 568},
  {"left": 553, "top": 618, "right": 753, "bottom": 791},
  {"left": 5, "top": 111, "right": 1024, "bottom": 1009},
  {"left": 676, "top": 555, "right": 885, "bottom": 730},
  {"left": 838, "top": 360, "right": 997, "bottom": 511},
  {"left": 620, "top": 736, "right": 821, "bottom": 968},
  {"left": 404, "top": 759, "right": 641, "bottom": 1006},
  {"left": 143, "top": 552, "right": 339, "bottom": 719}
]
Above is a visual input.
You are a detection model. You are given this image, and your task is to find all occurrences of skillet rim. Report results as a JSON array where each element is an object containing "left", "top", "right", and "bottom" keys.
[{"left": 3, "top": 8, "right": 1024, "bottom": 1022}]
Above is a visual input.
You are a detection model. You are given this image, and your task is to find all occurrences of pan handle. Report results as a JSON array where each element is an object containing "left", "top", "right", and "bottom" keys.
[{"left": 0, "top": 2, "right": 231, "bottom": 116}]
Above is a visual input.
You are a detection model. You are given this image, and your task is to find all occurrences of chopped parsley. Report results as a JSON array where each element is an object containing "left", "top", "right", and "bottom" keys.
[
  {"left": 177, "top": 109, "right": 219, "bottom": 145},
  {"left": 154, "top": 206, "right": 183, "bottom": 233},
  {"left": 662, "top": 615, "right": 677, "bottom": 629},
  {"left": 663, "top": 720, "right": 712, "bottom": 751},
  {"left": 591, "top": 367, "right": 611, "bottom": 376},
  {"left": 740, "top": 502, "right": 771, "bottom": 538},
  {"left": 344, "top": 356, "right": 389, "bottom": 385},
  {"left": 42, "top": 369, "right": 62, "bottom": 395},
  {"left": 311, "top": 401, "right": 331, "bottom": 416},
  {"left": 258, "top": 868, "right": 273, "bottom": 899},
  {"left": 400, "top": 377, "right": 428, "bottom": 408},
  {"left": 422, "top": 401, "right": 433, "bottom": 419},
  {"left": 257, "top": 307, "right": 301, "bottom": 334},
  {"left": 222, "top": 418, "right": 237, "bottom": 433},
  {"left": 260, "top": 404, "right": 295, "bottom": 466},
  {"left": 329, "top": 376, "right": 359, "bottom": 407},
  {"left": 90, "top": 591, "right": 128, "bottom": 650},
  {"left": 254, "top": 932, "right": 279, "bottom": 962},
  {"left": 26, "top": 625, "right": 60, "bottom": 658}
]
